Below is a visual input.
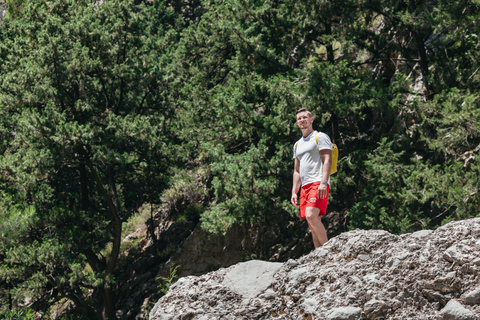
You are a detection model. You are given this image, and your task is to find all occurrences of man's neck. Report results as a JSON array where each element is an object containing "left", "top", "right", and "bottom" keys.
[{"left": 302, "top": 128, "right": 314, "bottom": 138}]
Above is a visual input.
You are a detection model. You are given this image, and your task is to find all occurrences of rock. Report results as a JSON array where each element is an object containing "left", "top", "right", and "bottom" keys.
[
  {"left": 0, "top": 3, "right": 6, "bottom": 23},
  {"left": 444, "top": 244, "right": 465, "bottom": 264},
  {"left": 364, "top": 299, "right": 388, "bottom": 318},
  {"left": 440, "top": 300, "right": 475, "bottom": 320},
  {"left": 288, "top": 266, "right": 309, "bottom": 286},
  {"left": 222, "top": 260, "right": 282, "bottom": 299},
  {"left": 301, "top": 298, "right": 319, "bottom": 313},
  {"left": 149, "top": 218, "right": 480, "bottom": 320},
  {"left": 326, "top": 306, "right": 362, "bottom": 320},
  {"left": 465, "top": 288, "right": 480, "bottom": 305}
]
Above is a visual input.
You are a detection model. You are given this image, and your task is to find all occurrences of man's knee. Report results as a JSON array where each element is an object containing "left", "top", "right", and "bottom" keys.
[{"left": 304, "top": 207, "right": 321, "bottom": 221}]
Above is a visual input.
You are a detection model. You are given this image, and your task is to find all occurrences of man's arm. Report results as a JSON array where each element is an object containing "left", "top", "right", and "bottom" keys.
[
  {"left": 318, "top": 149, "right": 332, "bottom": 199},
  {"left": 291, "top": 158, "right": 301, "bottom": 207}
]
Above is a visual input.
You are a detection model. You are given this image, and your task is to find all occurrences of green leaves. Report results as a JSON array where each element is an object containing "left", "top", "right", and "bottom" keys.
[
  {"left": 202, "top": 141, "right": 280, "bottom": 233},
  {"left": 348, "top": 101, "right": 480, "bottom": 234},
  {"left": 1, "top": 0, "right": 480, "bottom": 316},
  {"left": 0, "top": 0, "right": 177, "bottom": 317},
  {"left": 422, "top": 89, "right": 480, "bottom": 157}
]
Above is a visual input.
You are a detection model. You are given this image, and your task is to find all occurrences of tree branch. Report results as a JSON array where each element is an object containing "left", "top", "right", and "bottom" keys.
[
  {"left": 105, "top": 166, "right": 123, "bottom": 275},
  {"left": 83, "top": 150, "right": 122, "bottom": 276}
]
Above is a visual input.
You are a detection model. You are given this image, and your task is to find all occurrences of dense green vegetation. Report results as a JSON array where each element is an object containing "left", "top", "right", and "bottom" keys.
[
  {"left": 0, "top": 0, "right": 479, "bottom": 318},
  {"left": 0, "top": 310, "right": 39, "bottom": 320}
]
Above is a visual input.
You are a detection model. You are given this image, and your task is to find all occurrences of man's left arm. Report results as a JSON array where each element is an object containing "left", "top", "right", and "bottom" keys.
[{"left": 318, "top": 149, "right": 332, "bottom": 199}]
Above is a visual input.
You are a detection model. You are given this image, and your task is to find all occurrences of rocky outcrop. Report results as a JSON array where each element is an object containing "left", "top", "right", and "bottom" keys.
[
  {"left": 149, "top": 218, "right": 480, "bottom": 319},
  {"left": 0, "top": 2, "right": 6, "bottom": 24},
  {"left": 157, "top": 210, "right": 345, "bottom": 279},
  {"left": 115, "top": 209, "right": 345, "bottom": 319}
]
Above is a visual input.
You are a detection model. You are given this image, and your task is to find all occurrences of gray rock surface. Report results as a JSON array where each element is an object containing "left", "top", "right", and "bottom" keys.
[
  {"left": 222, "top": 260, "right": 283, "bottom": 299},
  {"left": 466, "top": 289, "right": 480, "bottom": 305},
  {"left": 440, "top": 300, "right": 475, "bottom": 320},
  {"left": 150, "top": 218, "right": 480, "bottom": 319},
  {"left": 0, "top": 2, "right": 6, "bottom": 23},
  {"left": 326, "top": 306, "right": 362, "bottom": 320}
]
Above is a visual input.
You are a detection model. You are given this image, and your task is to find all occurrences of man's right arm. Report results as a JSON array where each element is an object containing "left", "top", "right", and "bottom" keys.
[{"left": 291, "top": 158, "right": 301, "bottom": 207}]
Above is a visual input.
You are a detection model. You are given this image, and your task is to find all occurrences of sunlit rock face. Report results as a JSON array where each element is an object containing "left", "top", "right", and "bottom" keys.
[
  {"left": 150, "top": 218, "right": 480, "bottom": 320},
  {"left": 0, "top": 3, "right": 6, "bottom": 23}
]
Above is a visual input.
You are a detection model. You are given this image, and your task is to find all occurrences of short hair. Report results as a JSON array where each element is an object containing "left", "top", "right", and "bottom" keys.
[{"left": 296, "top": 108, "right": 312, "bottom": 117}]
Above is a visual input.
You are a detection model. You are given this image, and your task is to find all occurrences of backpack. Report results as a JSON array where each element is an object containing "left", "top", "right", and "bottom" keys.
[{"left": 295, "top": 131, "right": 338, "bottom": 175}]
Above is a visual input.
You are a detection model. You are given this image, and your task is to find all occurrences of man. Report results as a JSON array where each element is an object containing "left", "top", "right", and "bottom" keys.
[{"left": 291, "top": 108, "right": 332, "bottom": 248}]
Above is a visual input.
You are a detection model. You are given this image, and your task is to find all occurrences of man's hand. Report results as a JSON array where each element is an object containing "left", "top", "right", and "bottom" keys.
[
  {"left": 291, "top": 193, "right": 299, "bottom": 207},
  {"left": 317, "top": 183, "right": 328, "bottom": 199}
]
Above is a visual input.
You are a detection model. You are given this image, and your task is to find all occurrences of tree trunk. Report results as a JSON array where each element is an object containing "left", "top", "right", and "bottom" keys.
[
  {"left": 325, "top": 23, "right": 338, "bottom": 143},
  {"left": 409, "top": 0, "right": 433, "bottom": 100},
  {"left": 79, "top": 161, "right": 89, "bottom": 211},
  {"left": 414, "top": 30, "right": 433, "bottom": 100},
  {"left": 325, "top": 23, "right": 335, "bottom": 64},
  {"left": 102, "top": 286, "right": 117, "bottom": 320},
  {"left": 331, "top": 112, "right": 339, "bottom": 144},
  {"left": 85, "top": 154, "right": 122, "bottom": 320}
]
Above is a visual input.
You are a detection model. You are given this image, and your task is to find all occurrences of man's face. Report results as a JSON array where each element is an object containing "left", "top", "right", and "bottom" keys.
[{"left": 296, "top": 111, "right": 313, "bottom": 129}]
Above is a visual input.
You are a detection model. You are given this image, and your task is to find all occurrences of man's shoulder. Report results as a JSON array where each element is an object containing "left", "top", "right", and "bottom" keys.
[
  {"left": 315, "top": 131, "right": 331, "bottom": 141},
  {"left": 315, "top": 131, "right": 329, "bottom": 138},
  {"left": 315, "top": 131, "right": 332, "bottom": 150}
]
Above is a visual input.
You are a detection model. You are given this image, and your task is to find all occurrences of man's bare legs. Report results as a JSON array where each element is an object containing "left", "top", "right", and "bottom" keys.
[{"left": 305, "top": 207, "right": 328, "bottom": 248}]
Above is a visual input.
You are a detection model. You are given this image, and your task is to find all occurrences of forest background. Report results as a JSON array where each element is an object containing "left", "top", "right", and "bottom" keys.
[{"left": 0, "top": 0, "right": 479, "bottom": 319}]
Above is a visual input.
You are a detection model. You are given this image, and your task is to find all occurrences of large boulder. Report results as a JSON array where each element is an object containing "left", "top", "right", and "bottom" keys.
[{"left": 150, "top": 218, "right": 480, "bottom": 319}]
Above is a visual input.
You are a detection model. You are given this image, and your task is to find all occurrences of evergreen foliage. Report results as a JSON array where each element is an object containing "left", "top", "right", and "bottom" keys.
[
  {"left": 0, "top": 0, "right": 180, "bottom": 318},
  {"left": 0, "top": 310, "right": 39, "bottom": 320},
  {"left": 0, "top": 0, "right": 479, "bottom": 318}
]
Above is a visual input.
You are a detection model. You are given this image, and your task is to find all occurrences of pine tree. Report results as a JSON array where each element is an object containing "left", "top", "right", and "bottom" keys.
[
  {"left": 0, "top": 0, "right": 179, "bottom": 318},
  {"left": 174, "top": 0, "right": 480, "bottom": 234}
]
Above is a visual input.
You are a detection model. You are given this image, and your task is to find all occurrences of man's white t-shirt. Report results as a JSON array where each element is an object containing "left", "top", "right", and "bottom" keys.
[{"left": 293, "top": 131, "right": 333, "bottom": 187}]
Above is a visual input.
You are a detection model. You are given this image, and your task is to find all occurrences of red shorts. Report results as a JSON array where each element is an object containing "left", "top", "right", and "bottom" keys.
[{"left": 300, "top": 182, "right": 329, "bottom": 219}]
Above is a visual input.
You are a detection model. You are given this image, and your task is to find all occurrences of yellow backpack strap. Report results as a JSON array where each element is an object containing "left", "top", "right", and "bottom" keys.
[{"left": 316, "top": 131, "right": 338, "bottom": 174}]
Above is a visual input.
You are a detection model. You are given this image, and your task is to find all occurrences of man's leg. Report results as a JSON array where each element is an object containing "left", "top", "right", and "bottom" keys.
[{"left": 305, "top": 207, "right": 328, "bottom": 248}]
